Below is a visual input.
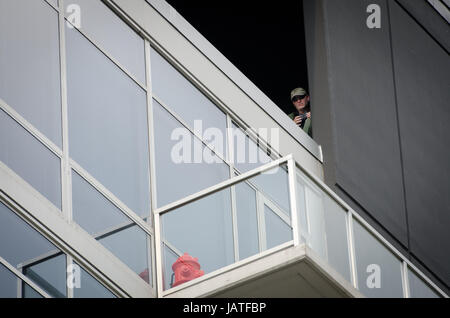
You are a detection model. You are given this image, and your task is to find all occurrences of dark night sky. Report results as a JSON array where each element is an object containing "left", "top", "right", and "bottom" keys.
[{"left": 165, "top": 0, "right": 309, "bottom": 115}]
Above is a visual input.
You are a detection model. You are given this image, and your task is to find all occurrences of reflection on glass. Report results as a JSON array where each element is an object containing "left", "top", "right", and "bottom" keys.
[
  {"left": 161, "top": 189, "right": 234, "bottom": 290},
  {"left": 153, "top": 99, "right": 230, "bottom": 207},
  {"left": 23, "top": 253, "right": 66, "bottom": 298},
  {"left": 0, "top": 263, "right": 19, "bottom": 298},
  {"left": 66, "top": 25, "right": 150, "bottom": 218},
  {"left": 295, "top": 175, "right": 308, "bottom": 244},
  {"left": 232, "top": 124, "right": 272, "bottom": 173},
  {"left": 303, "top": 182, "right": 327, "bottom": 259},
  {"left": 297, "top": 172, "right": 352, "bottom": 282},
  {"left": 162, "top": 244, "right": 180, "bottom": 291},
  {"left": 353, "top": 220, "right": 403, "bottom": 297},
  {"left": 232, "top": 125, "right": 290, "bottom": 214},
  {"left": 322, "top": 196, "right": 351, "bottom": 282},
  {"left": 99, "top": 225, "right": 149, "bottom": 284},
  {"left": 23, "top": 284, "right": 45, "bottom": 298},
  {"left": 73, "top": 262, "right": 116, "bottom": 298},
  {"left": 235, "top": 182, "right": 259, "bottom": 260},
  {"left": 0, "top": 263, "right": 43, "bottom": 298},
  {"left": 150, "top": 48, "right": 227, "bottom": 159},
  {"left": 0, "top": 202, "right": 66, "bottom": 297},
  {"left": 72, "top": 171, "right": 131, "bottom": 235},
  {"left": 72, "top": 172, "right": 150, "bottom": 283},
  {"left": 408, "top": 269, "right": 439, "bottom": 298},
  {"left": 264, "top": 205, "right": 292, "bottom": 250},
  {"left": 65, "top": 0, "right": 146, "bottom": 83},
  {"left": 0, "top": 109, "right": 62, "bottom": 209},
  {"left": 0, "top": 0, "right": 62, "bottom": 147}
]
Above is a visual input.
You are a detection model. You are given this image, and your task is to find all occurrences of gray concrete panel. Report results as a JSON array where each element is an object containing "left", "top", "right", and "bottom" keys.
[
  {"left": 390, "top": 1, "right": 450, "bottom": 286},
  {"left": 323, "top": 0, "right": 408, "bottom": 245}
]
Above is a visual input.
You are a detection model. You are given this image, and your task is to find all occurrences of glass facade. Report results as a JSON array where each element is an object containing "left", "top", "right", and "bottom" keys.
[
  {"left": 0, "top": 109, "right": 62, "bottom": 209},
  {"left": 0, "top": 263, "right": 43, "bottom": 299},
  {"left": 66, "top": 24, "right": 150, "bottom": 218},
  {"left": 0, "top": 0, "right": 445, "bottom": 298},
  {"left": 0, "top": 201, "right": 115, "bottom": 298},
  {"left": 0, "top": 0, "right": 62, "bottom": 147},
  {"left": 65, "top": 0, "right": 146, "bottom": 84}
]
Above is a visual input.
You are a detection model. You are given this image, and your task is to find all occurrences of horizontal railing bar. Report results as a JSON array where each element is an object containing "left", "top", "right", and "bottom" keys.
[{"left": 155, "top": 155, "right": 292, "bottom": 215}]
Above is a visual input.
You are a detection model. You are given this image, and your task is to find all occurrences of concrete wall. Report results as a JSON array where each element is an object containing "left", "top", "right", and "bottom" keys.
[{"left": 304, "top": 0, "right": 450, "bottom": 291}]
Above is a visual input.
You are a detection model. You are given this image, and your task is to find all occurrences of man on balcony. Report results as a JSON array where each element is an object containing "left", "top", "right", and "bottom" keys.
[{"left": 288, "top": 87, "right": 312, "bottom": 137}]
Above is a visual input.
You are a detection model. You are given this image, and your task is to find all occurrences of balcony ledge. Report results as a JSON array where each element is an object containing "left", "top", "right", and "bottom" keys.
[{"left": 162, "top": 244, "right": 363, "bottom": 298}]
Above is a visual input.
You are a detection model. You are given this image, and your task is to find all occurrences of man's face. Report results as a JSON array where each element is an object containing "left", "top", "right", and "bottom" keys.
[{"left": 292, "top": 95, "right": 310, "bottom": 112}]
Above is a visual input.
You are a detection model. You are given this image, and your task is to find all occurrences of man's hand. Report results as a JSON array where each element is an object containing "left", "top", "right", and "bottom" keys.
[
  {"left": 294, "top": 116, "right": 303, "bottom": 126},
  {"left": 294, "top": 112, "right": 311, "bottom": 126}
]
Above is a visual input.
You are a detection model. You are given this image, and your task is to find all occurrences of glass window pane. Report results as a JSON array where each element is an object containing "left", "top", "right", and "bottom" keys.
[
  {"left": 0, "top": 202, "right": 65, "bottom": 296},
  {"left": 322, "top": 196, "right": 351, "bottom": 282},
  {"left": 297, "top": 172, "right": 352, "bottom": 282},
  {"left": 236, "top": 182, "right": 259, "bottom": 260},
  {"left": 23, "top": 254, "right": 66, "bottom": 298},
  {"left": 72, "top": 171, "right": 130, "bottom": 235},
  {"left": 161, "top": 189, "right": 234, "bottom": 290},
  {"left": 295, "top": 174, "right": 308, "bottom": 243},
  {"left": 0, "top": 263, "right": 19, "bottom": 298},
  {"left": 65, "top": 0, "right": 146, "bottom": 83},
  {"left": 73, "top": 262, "right": 116, "bottom": 298},
  {"left": 0, "top": 109, "right": 62, "bottom": 209},
  {"left": 153, "top": 99, "right": 230, "bottom": 207},
  {"left": 303, "top": 181, "right": 328, "bottom": 259},
  {"left": 72, "top": 171, "right": 150, "bottom": 283},
  {"left": 0, "top": 263, "right": 43, "bottom": 298},
  {"left": 0, "top": 0, "right": 62, "bottom": 147},
  {"left": 150, "top": 48, "right": 227, "bottom": 159},
  {"left": 46, "top": 0, "right": 58, "bottom": 8},
  {"left": 162, "top": 244, "right": 180, "bottom": 291},
  {"left": 408, "top": 269, "right": 439, "bottom": 298},
  {"left": 99, "top": 225, "right": 150, "bottom": 284},
  {"left": 252, "top": 169, "right": 291, "bottom": 216},
  {"left": 22, "top": 284, "right": 44, "bottom": 298},
  {"left": 353, "top": 220, "right": 404, "bottom": 297},
  {"left": 232, "top": 125, "right": 290, "bottom": 215},
  {"left": 264, "top": 205, "right": 292, "bottom": 250},
  {"left": 66, "top": 26, "right": 150, "bottom": 218},
  {"left": 232, "top": 124, "right": 272, "bottom": 173}
]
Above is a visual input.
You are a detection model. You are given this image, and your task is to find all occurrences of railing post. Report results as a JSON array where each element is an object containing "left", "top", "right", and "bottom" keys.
[
  {"left": 347, "top": 212, "right": 358, "bottom": 290},
  {"left": 402, "top": 261, "right": 410, "bottom": 298},
  {"left": 287, "top": 155, "right": 300, "bottom": 246},
  {"left": 154, "top": 214, "right": 164, "bottom": 297}
]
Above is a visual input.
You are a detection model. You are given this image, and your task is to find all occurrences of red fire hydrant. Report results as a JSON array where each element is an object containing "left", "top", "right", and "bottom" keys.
[
  {"left": 171, "top": 253, "right": 204, "bottom": 287},
  {"left": 139, "top": 268, "right": 149, "bottom": 283}
]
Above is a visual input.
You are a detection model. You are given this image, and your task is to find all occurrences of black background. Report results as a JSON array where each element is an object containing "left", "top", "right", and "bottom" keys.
[{"left": 165, "top": 0, "right": 309, "bottom": 115}]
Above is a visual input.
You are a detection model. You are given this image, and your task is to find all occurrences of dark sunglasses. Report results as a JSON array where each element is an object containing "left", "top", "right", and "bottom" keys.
[{"left": 292, "top": 95, "right": 306, "bottom": 102}]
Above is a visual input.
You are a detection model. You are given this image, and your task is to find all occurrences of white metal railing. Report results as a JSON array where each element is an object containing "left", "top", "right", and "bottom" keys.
[{"left": 154, "top": 154, "right": 448, "bottom": 298}]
